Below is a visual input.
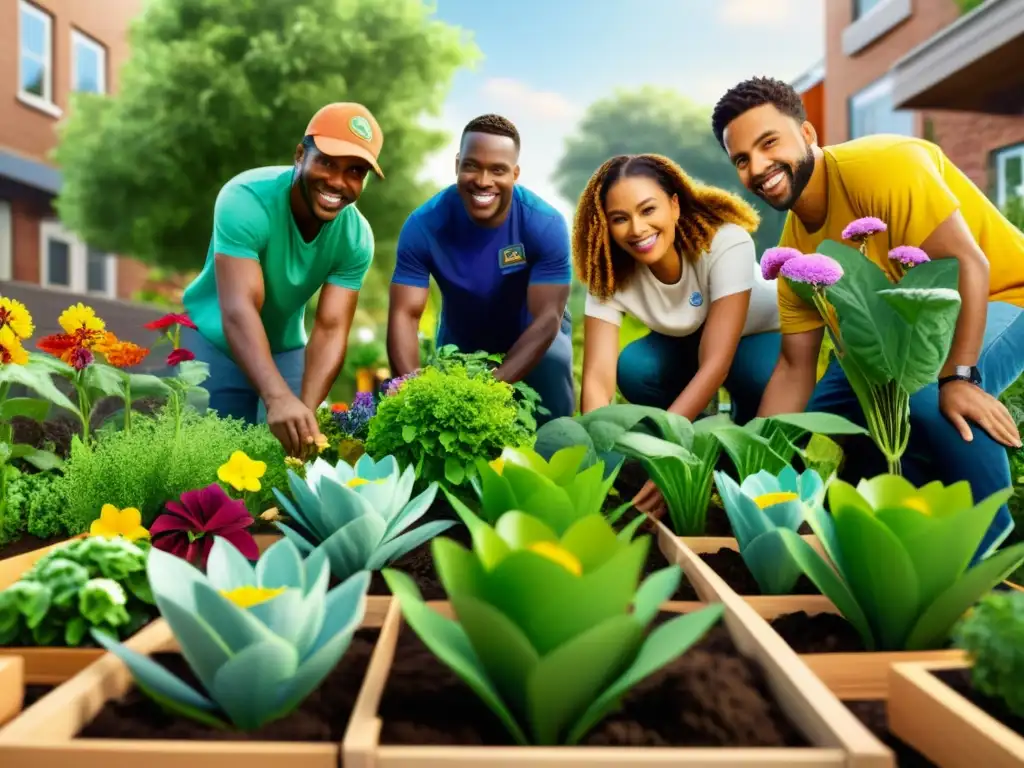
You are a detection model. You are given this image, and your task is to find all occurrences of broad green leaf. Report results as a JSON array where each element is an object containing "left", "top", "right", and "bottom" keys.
[
  {"left": 206, "top": 536, "right": 257, "bottom": 590},
  {"left": 126, "top": 372, "right": 172, "bottom": 398},
  {"left": 444, "top": 456, "right": 466, "bottom": 485},
  {"left": 175, "top": 360, "right": 211, "bottom": 387},
  {"left": 711, "top": 425, "right": 787, "bottom": 480},
  {"left": 135, "top": 678, "right": 228, "bottom": 730},
  {"left": 714, "top": 470, "right": 771, "bottom": 551},
  {"left": 383, "top": 569, "right": 528, "bottom": 744},
  {"left": 475, "top": 461, "right": 518, "bottom": 523},
  {"left": 0, "top": 397, "right": 50, "bottom": 421},
  {"left": 642, "top": 454, "right": 712, "bottom": 536},
  {"left": 433, "top": 536, "right": 486, "bottom": 599},
  {"left": 617, "top": 513, "right": 647, "bottom": 541},
  {"left": 9, "top": 445, "right": 63, "bottom": 471},
  {"left": 765, "top": 411, "right": 869, "bottom": 437},
  {"left": 559, "top": 513, "right": 634, "bottom": 572},
  {"left": 904, "top": 542, "right": 1024, "bottom": 650},
  {"left": 442, "top": 489, "right": 510, "bottom": 570},
  {"left": 633, "top": 566, "right": 683, "bottom": 624},
  {"left": 157, "top": 596, "right": 232, "bottom": 693},
  {"left": 743, "top": 531, "right": 806, "bottom": 595},
  {"left": 878, "top": 287, "right": 962, "bottom": 394},
  {"left": 83, "top": 363, "right": 126, "bottom": 397},
  {"left": 615, "top": 430, "right": 697, "bottom": 461},
  {"left": 0, "top": 360, "right": 78, "bottom": 414},
  {"left": 566, "top": 604, "right": 724, "bottom": 745},
  {"left": 494, "top": 511, "right": 559, "bottom": 550},
  {"left": 533, "top": 418, "right": 599, "bottom": 468},
  {"left": 855, "top": 473, "right": 925, "bottom": 509},
  {"left": 212, "top": 637, "right": 300, "bottom": 730},
  {"left": 368, "top": 519, "right": 456, "bottom": 571},
  {"left": 546, "top": 444, "right": 591, "bottom": 485}
]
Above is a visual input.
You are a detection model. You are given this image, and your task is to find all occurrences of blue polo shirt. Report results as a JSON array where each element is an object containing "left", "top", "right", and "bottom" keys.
[{"left": 392, "top": 185, "right": 571, "bottom": 353}]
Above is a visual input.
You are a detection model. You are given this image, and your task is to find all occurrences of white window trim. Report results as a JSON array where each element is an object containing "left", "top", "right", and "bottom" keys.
[
  {"left": 17, "top": 1, "right": 61, "bottom": 119},
  {"left": 843, "top": 0, "right": 913, "bottom": 56},
  {"left": 0, "top": 201, "right": 11, "bottom": 282},
  {"left": 995, "top": 144, "right": 1024, "bottom": 209},
  {"left": 71, "top": 29, "right": 107, "bottom": 95},
  {"left": 39, "top": 220, "right": 118, "bottom": 299}
]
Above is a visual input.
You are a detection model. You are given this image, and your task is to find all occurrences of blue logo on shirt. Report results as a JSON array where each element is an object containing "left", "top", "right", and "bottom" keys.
[{"left": 689, "top": 291, "right": 703, "bottom": 307}]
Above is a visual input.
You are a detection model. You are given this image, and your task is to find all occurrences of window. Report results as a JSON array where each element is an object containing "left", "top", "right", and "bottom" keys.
[
  {"left": 18, "top": 1, "right": 54, "bottom": 108},
  {"left": 853, "top": 0, "right": 884, "bottom": 18},
  {"left": 0, "top": 201, "right": 11, "bottom": 282},
  {"left": 995, "top": 144, "right": 1024, "bottom": 209},
  {"left": 39, "top": 220, "right": 117, "bottom": 298},
  {"left": 848, "top": 75, "right": 915, "bottom": 140},
  {"left": 72, "top": 31, "right": 107, "bottom": 94}
]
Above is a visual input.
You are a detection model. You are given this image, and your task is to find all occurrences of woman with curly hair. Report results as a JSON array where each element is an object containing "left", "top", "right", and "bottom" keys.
[{"left": 576, "top": 154, "right": 780, "bottom": 511}]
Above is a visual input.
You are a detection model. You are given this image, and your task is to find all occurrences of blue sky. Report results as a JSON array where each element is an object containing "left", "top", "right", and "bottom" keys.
[{"left": 419, "top": 0, "right": 825, "bottom": 218}]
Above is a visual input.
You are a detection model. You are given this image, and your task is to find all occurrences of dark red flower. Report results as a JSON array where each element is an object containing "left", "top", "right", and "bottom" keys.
[
  {"left": 69, "top": 347, "right": 94, "bottom": 370},
  {"left": 145, "top": 313, "right": 197, "bottom": 331},
  {"left": 166, "top": 347, "right": 195, "bottom": 366},
  {"left": 150, "top": 483, "right": 257, "bottom": 567}
]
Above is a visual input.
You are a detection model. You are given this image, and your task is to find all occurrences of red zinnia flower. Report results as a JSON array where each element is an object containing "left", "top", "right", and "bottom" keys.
[
  {"left": 167, "top": 347, "right": 195, "bottom": 366},
  {"left": 150, "top": 483, "right": 257, "bottom": 567},
  {"left": 145, "top": 313, "right": 197, "bottom": 331}
]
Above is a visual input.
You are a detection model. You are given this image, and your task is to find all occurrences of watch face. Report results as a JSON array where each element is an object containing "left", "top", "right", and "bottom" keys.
[{"left": 954, "top": 365, "right": 973, "bottom": 378}]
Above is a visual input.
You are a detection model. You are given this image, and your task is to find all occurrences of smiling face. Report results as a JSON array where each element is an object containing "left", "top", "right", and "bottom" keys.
[
  {"left": 602, "top": 175, "right": 680, "bottom": 266},
  {"left": 294, "top": 144, "right": 372, "bottom": 222},
  {"left": 723, "top": 103, "right": 816, "bottom": 211},
  {"left": 455, "top": 132, "right": 520, "bottom": 226}
]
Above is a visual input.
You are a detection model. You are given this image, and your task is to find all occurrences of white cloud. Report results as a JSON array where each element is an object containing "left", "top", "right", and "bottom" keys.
[
  {"left": 718, "top": 0, "right": 795, "bottom": 26},
  {"left": 479, "top": 78, "right": 581, "bottom": 121}
]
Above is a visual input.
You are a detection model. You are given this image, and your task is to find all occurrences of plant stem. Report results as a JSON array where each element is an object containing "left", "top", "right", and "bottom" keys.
[
  {"left": 76, "top": 372, "right": 90, "bottom": 444},
  {"left": 123, "top": 379, "right": 132, "bottom": 433}
]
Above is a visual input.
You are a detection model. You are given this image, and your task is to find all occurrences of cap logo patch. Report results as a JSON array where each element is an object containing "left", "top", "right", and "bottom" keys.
[{"left": 349, "top": 116, "right": 373, "bottom": 142}]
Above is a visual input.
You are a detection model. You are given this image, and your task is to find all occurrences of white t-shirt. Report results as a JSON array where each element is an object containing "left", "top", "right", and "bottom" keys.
[{"left": 584, "top": 223, "right": 780, "bottom": 337}]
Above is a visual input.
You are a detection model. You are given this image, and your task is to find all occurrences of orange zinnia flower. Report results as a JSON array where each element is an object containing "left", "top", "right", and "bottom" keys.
[{"left": 96, "top": 332, "right": 149, "bottom": 368}]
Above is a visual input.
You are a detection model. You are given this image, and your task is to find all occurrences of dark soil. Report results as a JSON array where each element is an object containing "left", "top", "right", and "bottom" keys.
[
  {"left": 368, "top": 519, "right": 473, "bottom": 599},
  {"left": 0, "top": 533, "right": 68, "bottom": 561},
  {"left": 933, "top": 667, "right": 1024, "bottom": 739},
  {"left": 844, "top": 700, "right": 936, "bottom": 767},
  {"left": 378, "top": 616, "right": 808, "bottom": 747},
  {"left": 23, "top": 684, "right": 55, "bottom": 710},
  {"left": 78, "top": 628, "right": 379, "bottom": 741},
  {"left": 769, "top": 611, "right": 865, "bottom": 654},
  {"left": 702, "top": 548, "right": 820, "bottom": 596}
]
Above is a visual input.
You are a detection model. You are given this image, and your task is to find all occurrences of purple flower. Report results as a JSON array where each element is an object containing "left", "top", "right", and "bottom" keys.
[
  {"left": 383, "top": 371, "right": 419, "bottom": 397},
  {"left": 888, "top": 245, "right": 930, "bottom": 267},
  {"left": 334, "top": 391, "right": 376, "bottom": 439},
  {"left": 779, "top": 254, "right": 844, "bottom": 287},
  {"left": 842, "top": 217, "right": 887, "bottom": 241},
  {"left": 760, "top": 247, "right": 803, "bottom": 280},
  {"left": 150, "top": 484, "right": 257, "bottom": 567}
]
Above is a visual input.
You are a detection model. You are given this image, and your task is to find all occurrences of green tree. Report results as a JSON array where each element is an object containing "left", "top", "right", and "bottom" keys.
[
  {"left": 553, "top": 86, "right": 786, "bottom": 256},
  {"left": 54, "top": 0, "right": 479, "bottom": 274}
]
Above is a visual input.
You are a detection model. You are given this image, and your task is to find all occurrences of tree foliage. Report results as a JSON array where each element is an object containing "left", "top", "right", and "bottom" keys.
[
  {"left": 54, "top": 0, "right": 479, "bottom": 272},
  {"left": 552, "top": 87, "right": 785, "bottom": 255}
]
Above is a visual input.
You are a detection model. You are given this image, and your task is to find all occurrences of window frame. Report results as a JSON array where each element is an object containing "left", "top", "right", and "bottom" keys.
[
  {"left": 17, "top": 0, "right": 60, "bottom": 117},
  {"left": 994, "top": 143, "right": 1024, "bottom": 209},
  {"left": 39, "top": 219, "right": 118, "bottom": 299},
  {"left": 71, "top": 29, "right": 108, "bottom": 95},
  {"left": 848, "top": 74, "right": 916, "bottom": 141}
]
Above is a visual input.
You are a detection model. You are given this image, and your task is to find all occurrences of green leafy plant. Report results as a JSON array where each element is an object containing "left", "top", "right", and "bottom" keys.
[
  {"left": 953, "top": 590, "right": 1024, "bottom": 717},
  {"left": 93, "top": 537, "right": 370, "bottom": 730},
  {"left": 777, "top": 474, "right": 1024, "bottom": 650},
  {"left": 0, "top": 536, "right": 157, "bottom": 647},
  {"left": 382, "top": 506, "right": 724, "bottom": 745},
  {"left": 714, "top": 466, "right": 825, "bottom": 595},
  {"left": 272, "top": 454, "right": 453, "bottom": 581},
  {"left": 3, "top": 468, "right": 66, "bottom": 542},
  {"left": 343, "top": 338, "right": 387, "bottom": 376},
  {"left": 365, "top": 365, "right": 532, "bottom": 488}
]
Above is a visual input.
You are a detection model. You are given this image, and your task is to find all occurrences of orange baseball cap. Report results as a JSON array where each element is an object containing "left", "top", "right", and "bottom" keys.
[{"left": 304, "top": 102, "right": 384, "bottom": 178}]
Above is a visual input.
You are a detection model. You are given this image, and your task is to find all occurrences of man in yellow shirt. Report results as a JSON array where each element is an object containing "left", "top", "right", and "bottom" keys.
[{"left": 711, "top": 76, "right": 1024, "bottom": 558}]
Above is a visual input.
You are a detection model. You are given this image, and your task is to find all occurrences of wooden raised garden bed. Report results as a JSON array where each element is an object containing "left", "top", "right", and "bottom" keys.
[{"left": 0, "top": 657, "right": 23, "bottom": 728}]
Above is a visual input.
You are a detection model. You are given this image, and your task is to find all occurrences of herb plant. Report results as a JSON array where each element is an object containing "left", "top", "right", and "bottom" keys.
[
  {"left": 778, "top": 474, "right": 1024, "bottom": 650},
  {"left": 954, "top": 590, "right": 1024, "bottom": 718},
  {"left": 0, "top": 536, "right": 157, "bottom": 647},
  {"left": 93, "top": 537, "right": 370, "bottom": 730},
  {"left": 383, "top": 506, "right": 723, "bottom": 745},
  {"left": 2, "top": 469, "right": 65, "bottom": 540}
]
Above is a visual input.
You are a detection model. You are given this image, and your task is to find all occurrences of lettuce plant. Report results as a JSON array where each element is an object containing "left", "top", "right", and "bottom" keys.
[
  {"left": 272, "top": 453, "right": 453, "bottom": 581},
  {"left": 383, "top": 506, "right": 723, "bottom": 745},
  {"left": 714, "top": 466, "right": 825, "bottom": 594},
  {"left": 0, "top": 536, "right": 157, "bottom": 647},
  {"left": 777, "top": 474, "right": 1024, "bottom": 650},
  {"left": 953, "top": 590, "right": 1024, "bottom": 717},
  {"left": 93, "top": 537, "right": 369, "bottom": 730}
]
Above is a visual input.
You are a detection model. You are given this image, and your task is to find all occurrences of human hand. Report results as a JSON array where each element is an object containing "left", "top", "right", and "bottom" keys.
[
  {"left": 265, "top": 392, "right": 322, "bottom": 457},
  {"left": 939, "top": 380, "right": 1021, "bottom": 448},
  {"left": 632, "top": 479, "right": 667, "bottom": 520}
]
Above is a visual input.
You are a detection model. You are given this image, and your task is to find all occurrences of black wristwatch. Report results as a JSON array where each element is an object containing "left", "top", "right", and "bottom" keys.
[{"left": 938, "top": 365, "right": 982, "bottom": 388}]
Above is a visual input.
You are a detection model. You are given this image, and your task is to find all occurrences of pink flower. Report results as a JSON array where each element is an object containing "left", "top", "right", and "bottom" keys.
[
  {"left": 167, "top": 347, "right": 195, "bottom": 366},
  {"left": 841, "top": 217, "right": 887, "bottom": 241},
  {"left": 779, "top": 254, "right": 844, "bottom": 287},
  {"left": 150, "top": 483, "right": 257, "bottom": 567},
  {"left": 760, "top": 247, "right": 803, "bottom": 280},
  {"left": 888, "top": 245, "right": 929, "bottom": 267},
  {"left": 69, "top": 346, "right": 94, "bottom": 371}
]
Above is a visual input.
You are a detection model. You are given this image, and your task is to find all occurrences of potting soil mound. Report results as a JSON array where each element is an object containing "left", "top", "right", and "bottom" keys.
[
  {"left": 78, "top": 628, "right": 379, "bottom": 741},
  {"left": 844, "top": 700, "right": 936, "bottom": 767},
  {"left": 378, "top": 621, "right": 808, "bottom": 747},
  {"left": 704, "top": 549, "right": 819, "bottom": 596},
  {"left": 933, "top": 668, "right": 1024, "bottom": 739},
  {"left": 769, "top": 611, "right": 865, "bottom": 653}
]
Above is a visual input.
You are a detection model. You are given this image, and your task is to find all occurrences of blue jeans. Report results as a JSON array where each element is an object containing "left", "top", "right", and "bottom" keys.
[
  {"left": 617, "top": 328, "right": 782, "bottom": 426},
  {"left": 438, "top": 313, "right": 575, "bottom": 425},
  {"left": 808, "top": 301, "right": 1024, "bottom": 562},
  {"left": 181, "top": 327, "right": 305, "bottom": 425}
]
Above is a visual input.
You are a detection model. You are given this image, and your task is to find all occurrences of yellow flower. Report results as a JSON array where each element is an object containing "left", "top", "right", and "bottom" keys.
[
  {"left": 903, "top": 496, "right": 931, "bottom": 516},
  {"left": 345, "top": 477, "right": 385, "bottom": 488},
  {"left": 89, "top": 505, "right": 150, "bottom": 541},
  {"left": 315, "top": 433, "right": 330, "bottom": 453},
  {"left": 260, "top": 507, "right": 282, "bottom": 522},
  {"left": 528, "top": 541, "right": 582, "bottom": 576},
  {"left": 489, "top": 457, "right": 505, "bottom": 475},
  {"left": 284, "top": 456, "right": 304, "bottom": 469},
  {"left": 0, "top": 326, "right": 28, "bottom": 365},
  {"left": 58, "top": 303, "right": 105, "bottom": 335},
  {"left": 220, "top": 585, "right": 287, "bottom": 608},
  {"left": 217, "top": 450, "right": 267, "bottom": 492},
  {"left": 752, "top": 491, "right": 800, "bottom": 509},
  {"left": 0, "top": 296, "right": 34, "bottom": 339}
]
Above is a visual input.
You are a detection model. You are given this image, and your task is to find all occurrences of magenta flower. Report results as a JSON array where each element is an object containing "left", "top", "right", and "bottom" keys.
[
  {"left": 69, "top": 347, "right": 94, "bottom": 371},
  {"left": 888, "top": 245, "right": 930, "bottom": 267},
  {"left": 842, "top": 217, "right": 887, "bottom": 241},
  {"left": 779, "top": 254, "right": 844, "bottom": 287},
  {"left": 760, "top": 247, "right": 803, "bottom": 280},
  {"left": 150, "top": 483, "right": 258, "bottom": 567}
]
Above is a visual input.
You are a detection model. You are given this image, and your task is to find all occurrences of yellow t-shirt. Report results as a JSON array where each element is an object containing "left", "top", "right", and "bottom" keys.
[{"left": 777, "top": 134, "right": 1024, "bottom": 334}]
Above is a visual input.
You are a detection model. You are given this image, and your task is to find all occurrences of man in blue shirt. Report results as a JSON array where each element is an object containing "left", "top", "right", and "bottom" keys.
[{"left": 387, "top": 114, "right": 574, "bottom": 423}]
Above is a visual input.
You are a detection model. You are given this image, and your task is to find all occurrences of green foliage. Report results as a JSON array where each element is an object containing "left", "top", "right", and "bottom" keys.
[
  {"left": 954, "top": 0, "right": 987, "bottom": 13},
  {"left": 0, "top": 536, "right": 157, "bottom": 647},
  {"left": 777, "top": 474, "right": 1024, "bottom": 651},
  {"left": 53, "top": 0, "right": 478, "bottom": 272},
  {"left": 383, "top": 508, "right": 724, "bottom": 745},
  {"left": 365, "top": 365, "right": 532, "bottom": 488},
  {"left": 58, "top": 407, "right": 288, "bottom": 534},
  {"left": 954, "top": 590, "right": 1024, "bottom": 717},
  {"left": 4, "top": 469, "right": 67, "bottom": 540}
]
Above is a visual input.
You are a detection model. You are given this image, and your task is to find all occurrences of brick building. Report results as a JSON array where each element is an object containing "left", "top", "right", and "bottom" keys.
[
  {"left": 1, "top": 0, "right": 152, "bottom": 307},
  {"left": 793, "top": 0, "right": 1024, "bottom": 210}
]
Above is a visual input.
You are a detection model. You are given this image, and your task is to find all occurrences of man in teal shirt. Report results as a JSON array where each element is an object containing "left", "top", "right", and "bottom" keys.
[{"left": 181, "top": 102, "right": 383, "bottom": 456}]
